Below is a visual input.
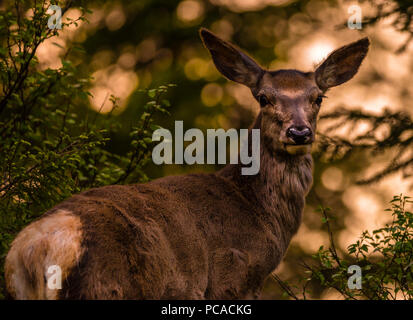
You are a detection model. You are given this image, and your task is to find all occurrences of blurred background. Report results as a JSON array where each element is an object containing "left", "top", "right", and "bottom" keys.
[{"left": 3, "top": 0, "right": 413, "bottom": 299}]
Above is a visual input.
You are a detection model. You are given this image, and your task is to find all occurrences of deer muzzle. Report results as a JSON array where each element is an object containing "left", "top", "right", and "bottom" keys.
[{"left": 284, "top": 126, "right": 313, "bottom": 155}]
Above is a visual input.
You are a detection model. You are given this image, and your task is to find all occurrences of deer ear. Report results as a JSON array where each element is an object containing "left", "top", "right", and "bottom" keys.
[
  {"left": 200, "top": 28, "right": 264, "bottom": 88},
  {"left": 315, "top": 37, "right": 370, "bottom": 91}
]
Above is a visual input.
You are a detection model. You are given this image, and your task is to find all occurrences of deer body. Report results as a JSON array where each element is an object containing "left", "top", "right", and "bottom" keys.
[{"left": 5, "top": 30, "right": 369, "bottom": 300}]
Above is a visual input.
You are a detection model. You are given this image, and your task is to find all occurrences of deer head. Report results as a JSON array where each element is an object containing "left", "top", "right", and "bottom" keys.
[{"left": 200, "top": 29, "right": 369, "bottom": 156}]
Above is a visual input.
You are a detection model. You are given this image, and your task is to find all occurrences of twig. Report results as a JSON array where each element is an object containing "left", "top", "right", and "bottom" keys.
[{"left": 270, "top": 273, "right": 299, "bottom": 300}]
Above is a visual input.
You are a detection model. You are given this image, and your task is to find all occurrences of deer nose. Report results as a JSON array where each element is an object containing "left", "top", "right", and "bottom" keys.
[{"left": 286, "top": 126, "right": 312, "bottom": 145}]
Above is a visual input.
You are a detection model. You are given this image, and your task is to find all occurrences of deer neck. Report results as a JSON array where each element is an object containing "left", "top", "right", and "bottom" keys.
[{"left": 217, "top": 113, "right": 313, "bottom": 245}]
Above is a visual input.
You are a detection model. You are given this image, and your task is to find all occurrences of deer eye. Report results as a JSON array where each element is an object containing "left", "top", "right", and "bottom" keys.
[
  {"left": 258, "top": 95, "right": 270, "bottom": 107},
  {"left": 315, "top": 95, "right": 324, "bottom": 106}
]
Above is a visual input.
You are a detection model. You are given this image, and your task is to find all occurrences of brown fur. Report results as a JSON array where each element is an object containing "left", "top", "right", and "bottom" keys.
[{"left": 4, "top": 29, "right": 369, "bottom": 300}]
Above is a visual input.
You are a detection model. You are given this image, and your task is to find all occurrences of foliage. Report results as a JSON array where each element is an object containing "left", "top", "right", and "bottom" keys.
[
  {"left": 316, "top": 108, "right": 413, "bottom": 186},
  {"left": 362, "top": 0, "right": 413, "bottom": 52},
  {"left": 274, "top": 195, "right": 413, "bottom": 300},
  {"left": 0, "top": 1, "right": 172, "bottom": 299},
  {"left": 318, "top": 0, "right": 413, "bottom": 185}
]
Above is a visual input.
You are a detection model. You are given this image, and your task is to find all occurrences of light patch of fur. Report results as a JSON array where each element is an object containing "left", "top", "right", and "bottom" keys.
[
  {"left": 5, "top": 210, "right": 83, "bottom": 300},
  {"left": 260, "top": 73, "right": 311, "bottom": 98},
  {"left": 285, "top": 144, "right": 312, "bottom": 155}
]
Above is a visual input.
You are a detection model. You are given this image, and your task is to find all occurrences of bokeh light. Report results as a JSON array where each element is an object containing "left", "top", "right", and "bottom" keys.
[
  {"left": 177, "top": 0, "right": 205, "bottom": 22},
  {"left": 201, "top": 83, "right": 224, "bottom": 107},
  {"left": 105, "top": 6, "right": 126, "bottom": 31}
]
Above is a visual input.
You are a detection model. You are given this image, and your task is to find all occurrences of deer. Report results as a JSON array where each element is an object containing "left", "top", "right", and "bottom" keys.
[{"left": 4, "top": 29, "right": 369, "bottom": 300}]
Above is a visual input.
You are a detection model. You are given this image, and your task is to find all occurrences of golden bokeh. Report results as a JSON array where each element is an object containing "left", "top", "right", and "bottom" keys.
[{"left": 201, "top": 83, "right": 224, "bottom": 107}]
